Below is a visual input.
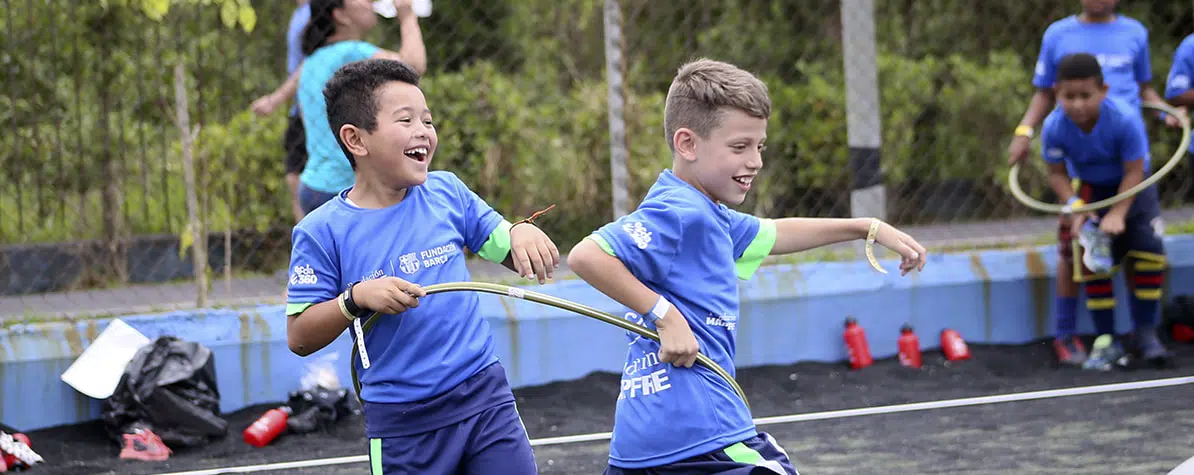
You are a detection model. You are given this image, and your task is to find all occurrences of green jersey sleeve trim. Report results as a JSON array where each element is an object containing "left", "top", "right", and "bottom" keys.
[
  {"left": 286, "top": 302, "right": 314, "bottom": 316},
  {"left": 585, "top": 234, "right": 616, "bottom": 256},
  {"left": 477, "top": 220, "right": 514, "bottom": 264},
  {"left": 735, "top": 218, "right": 776, "bottom": 280}
]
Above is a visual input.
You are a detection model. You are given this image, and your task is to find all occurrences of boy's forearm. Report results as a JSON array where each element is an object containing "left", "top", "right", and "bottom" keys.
[
  {"left": 1109, "top": 168, "right": 1144, "bottom": 218},
  {"left": 272, "top": 67, "right": 301, "bottom": 103},
  {"left": 770, "top": 217, "right": 869, "bottom": 255},
  {"left": 1048, "top": 171, "right": 1075, "bottom": 203},
  {"left": 567, "top": 240, "right": 660, "bottom": 316},
  {"left": 1169, "top": 90, "right": 1194, "bottom": 108},
  {"left": 288, "top": 299, "right": 352, "bottom": 356},
  {"left": 1018, "top": 88, "right": 1056, "bottom": 128}
]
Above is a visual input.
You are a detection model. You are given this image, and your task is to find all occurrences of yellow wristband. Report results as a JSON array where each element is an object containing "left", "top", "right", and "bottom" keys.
[
  {"left": 1014, "top": 125, "right": 1034, "bottom": 138},
  {"left": 337, "top": 293, "right": 356, "bottom": 322}
]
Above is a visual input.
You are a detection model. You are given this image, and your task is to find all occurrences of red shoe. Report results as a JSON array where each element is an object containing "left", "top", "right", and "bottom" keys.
[
  {"left": 119, "top": 429, "right": 172, "bottom": 461},
  {"left": 0, "top": 432, "right": 41, "bottom": 469}
]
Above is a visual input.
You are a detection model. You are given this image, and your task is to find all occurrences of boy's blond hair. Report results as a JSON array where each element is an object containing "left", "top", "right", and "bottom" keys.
[{"left": 663, "top": 58, "right": 772, "bottom": 152}]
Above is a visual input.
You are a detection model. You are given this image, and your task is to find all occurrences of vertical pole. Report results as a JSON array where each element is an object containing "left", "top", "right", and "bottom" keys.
[
  {"left": 841, "top": 0, "right": 885, "bottom": 256},
  {"left": 603, "top": 0, "right": 630, "bottom": 219}
]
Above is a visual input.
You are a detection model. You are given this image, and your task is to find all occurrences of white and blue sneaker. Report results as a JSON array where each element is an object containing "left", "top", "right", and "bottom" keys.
[
  {"left": 1078, "top": 220, "right": 1113, "bottom": 274},
  {"left": 1082, "top": 334, "right": 1127, "bottom": 371}
]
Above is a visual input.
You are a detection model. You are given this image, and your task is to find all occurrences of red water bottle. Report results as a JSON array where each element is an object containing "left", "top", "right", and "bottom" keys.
[
  {"left": 244, "top": 406, "right": 291, "bottom": 447},
  {"left": 941, "top": 328, "right": 971, "bottom": 361},
  {"left": 898, "top": 324, "right": 922, "bottom": 368},
  {"left": 843, "top": 317, "right": 873, "bottom": 369}
]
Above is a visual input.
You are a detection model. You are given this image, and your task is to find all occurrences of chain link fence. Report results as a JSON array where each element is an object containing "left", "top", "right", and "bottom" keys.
[{"left": 3, "top": 0, "right": 1194, "bottom": 319}]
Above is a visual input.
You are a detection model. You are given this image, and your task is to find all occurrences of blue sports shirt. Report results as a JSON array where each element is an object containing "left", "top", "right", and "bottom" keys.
[
  {"left": 1033, "top": 15, "right": 1152, "bottom": 109},
  {"left": 1164, "top": 34, "right": 1194, "bottom": 147},
  {"left": 586, "top": 170, "right": 777, "bottom": 468},
  {"left": 285, "top": 3, "right": 310, "bottom": 117},
  {"left": 297, "top": 40, "right": 380, "bottom": 194},
  {"left": 285, "top": 171, "right": 517, "bottom": 436},
  {"left": 1041, "top": 97, "right": 1150, "bottom": 187}
]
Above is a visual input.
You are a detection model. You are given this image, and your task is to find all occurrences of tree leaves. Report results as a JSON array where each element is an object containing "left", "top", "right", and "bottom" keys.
[{"left": 99, "top": 0, "right": 257, "bottom": 31}]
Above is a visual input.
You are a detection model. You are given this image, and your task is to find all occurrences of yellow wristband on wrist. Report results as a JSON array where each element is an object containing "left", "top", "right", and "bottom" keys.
[{"left": 1014, "top": 125, "right": 1034, "bottom": 138}]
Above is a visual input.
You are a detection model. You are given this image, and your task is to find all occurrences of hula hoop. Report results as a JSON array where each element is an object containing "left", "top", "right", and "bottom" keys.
[
  {"left": 348, "top": 281, "right": 751, "bottom": 409},
  {"left": 1008, "top": 101, "right": 1192, "bottom": 214}
]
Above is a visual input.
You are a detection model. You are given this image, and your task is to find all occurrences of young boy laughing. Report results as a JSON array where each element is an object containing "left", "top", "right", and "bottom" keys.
[
  {"left": 285, "top": 58, "right": 558, "bottom": 475},
  {"left": 568, "top": 58, "right": 928, "bottom": 474}
]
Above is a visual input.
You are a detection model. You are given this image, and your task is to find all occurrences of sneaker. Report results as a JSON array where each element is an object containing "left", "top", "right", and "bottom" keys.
[
  {"left": 1082, "top": 334, "right": 1126, "bottom": 371},
  {"left": 0, "top": 432, "right": 42, "bottom": 468},
  {"left": 1053, "top": 336, "right": 1088, "bottom": 366},
  {"left": 1125, "top": 326, "right": 1176, "bottom": 369},
  {"left": 1078, "top": 220, "right": 1113, "bottom": 274},
  {"left": 119, "top": 428, "right": 172, "bottom": 462}
]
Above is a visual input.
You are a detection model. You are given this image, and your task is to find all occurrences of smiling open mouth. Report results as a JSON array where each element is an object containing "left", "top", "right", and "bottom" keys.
[
  {"left": 404, "top": 147, "right": 429, "bottom": 162},
  {"left": 733, "top": 176, "right": 753, "bottom": 186}
]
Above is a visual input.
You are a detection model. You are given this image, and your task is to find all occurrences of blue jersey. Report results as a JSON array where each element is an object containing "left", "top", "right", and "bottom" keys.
[
  {"left": 1041, "top": 97, "right": 1150, "bottom": 187},
  {"left": 297, "top": 40, "right": 380, "bottom": 194},
  {"left": 285, "top": 171, "right": 516, "bottom": 435},
  {"left": 1033, "top": 15, "right": 1152, "bottom": 109},
  {"left": 588, "top": 170, "right": 776, "bottom": 469},
  {"left": 1165, "top": 34, "right": 1194, "bottom": 148},
  {"left": 285, "top": 3, "right": 310, "bottom": 117}
]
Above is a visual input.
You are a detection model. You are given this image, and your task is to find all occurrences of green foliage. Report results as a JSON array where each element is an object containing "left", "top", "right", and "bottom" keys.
[{"left": 4, "top": 0, "right": 1194, "bottom": 269}]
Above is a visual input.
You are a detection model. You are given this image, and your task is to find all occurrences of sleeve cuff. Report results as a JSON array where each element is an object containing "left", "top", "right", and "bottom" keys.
[
  {"left": 477, "top": 220, "right": 514, "bottom": 264},
  {"left": 735, "top": 218, "right": 776, "bottom": 280}
]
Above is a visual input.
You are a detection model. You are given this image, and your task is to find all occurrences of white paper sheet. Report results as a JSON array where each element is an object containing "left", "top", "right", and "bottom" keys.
[{"left": 60, "top": 319, "right": 151, "bottom": 400}]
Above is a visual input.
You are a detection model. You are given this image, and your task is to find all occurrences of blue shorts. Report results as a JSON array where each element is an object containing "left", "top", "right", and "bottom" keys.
[
  {"left": 367, "top": 401, "right": 536, "bottom": 475},
  {"left": 604, "top": 432, "right": 798, "bottom": 475},
  {"left": 297, "top": 182, "right": 339, "bottom": 215},
  {"left": 364, "top": 362, "right": 536, "bottom": 474}
]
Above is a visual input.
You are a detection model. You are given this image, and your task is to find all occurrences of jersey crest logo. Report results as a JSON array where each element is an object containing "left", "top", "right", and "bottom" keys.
[
  {"left": 622, "top": 221, "right": 652, "bottom": 249},
  {"left": 398, "top": 252, "right": 422, "bottom": 275}
]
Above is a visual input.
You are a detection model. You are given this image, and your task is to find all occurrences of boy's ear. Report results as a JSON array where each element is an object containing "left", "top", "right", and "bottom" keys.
[
  {"left": 339, "top": 124, "right": 368, "bottom": 158},
  {"left": 673, "top": 128, "right": 698, "bottom": 162}
]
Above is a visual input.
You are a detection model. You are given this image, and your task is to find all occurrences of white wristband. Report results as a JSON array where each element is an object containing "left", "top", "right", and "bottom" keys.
[{"left": 648, "top": 295, "right": 671, "bottom": 323}]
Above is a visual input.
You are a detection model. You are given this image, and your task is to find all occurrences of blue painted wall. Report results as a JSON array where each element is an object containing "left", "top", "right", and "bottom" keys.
[{"left": 5, "top": 235, "right": 1194, "bottom": 432}]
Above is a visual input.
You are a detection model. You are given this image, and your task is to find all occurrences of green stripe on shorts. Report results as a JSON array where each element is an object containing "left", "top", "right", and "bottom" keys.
[
  {"left": 370, "top": 438, "right": 383, "bottom": 475},
  {"left": 724, "top": 441, "right": 766, "bottom": 464}
]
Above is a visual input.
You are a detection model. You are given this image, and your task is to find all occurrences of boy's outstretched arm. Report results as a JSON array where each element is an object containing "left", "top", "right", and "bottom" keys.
[
  {"left": 770, "top": 217, "right": 927, "bottom": 275},
  {"left": 568, "top": 239, "right": 700, "bottom": 368}
]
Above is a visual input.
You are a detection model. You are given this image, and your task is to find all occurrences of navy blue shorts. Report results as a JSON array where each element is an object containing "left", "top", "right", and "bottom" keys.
[
  {"left": 363, "top": 362, "right": 536, "bottom": 474},
  {"left": 367, "top": 401, "right": 536, "bottom": 474},
  {"left": 604, "top": 432, "right": 798, "bottom": 475}
]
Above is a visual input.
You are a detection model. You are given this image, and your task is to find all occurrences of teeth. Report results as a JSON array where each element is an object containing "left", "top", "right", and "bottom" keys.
[
  {"left": 405, "top": 147, "right": 429, "bottom": 156},
  {"left": 734, "top": 177, "right": 753, "bottom": 185}
]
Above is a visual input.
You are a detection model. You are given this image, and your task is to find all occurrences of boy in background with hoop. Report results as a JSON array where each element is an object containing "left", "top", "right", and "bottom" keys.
[
  {"left": 567, "top": 58, "right": 927, "bottom": 474},
  {"left": 1006, "top": 0, "right": 1178, "bottom": 367},
  {"left": 1040, "top": 53, "right": 1173, "bottom": 371}
]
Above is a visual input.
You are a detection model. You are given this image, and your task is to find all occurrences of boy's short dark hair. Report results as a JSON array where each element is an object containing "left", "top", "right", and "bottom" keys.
[
  {"left": 1056, "top": 53, "right": 1104, "bottom": 86},
  {"left": 324, "top": 59, "right": 422, "bottom": 168}
]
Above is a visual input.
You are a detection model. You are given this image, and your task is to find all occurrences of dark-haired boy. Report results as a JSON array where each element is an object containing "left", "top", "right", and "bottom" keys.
[
  {"left": 1040, "top": 52, "right": 1173, "bottom": 371},
  {"left": 285, "top": 58, "right": 558, "bottom": 475}
]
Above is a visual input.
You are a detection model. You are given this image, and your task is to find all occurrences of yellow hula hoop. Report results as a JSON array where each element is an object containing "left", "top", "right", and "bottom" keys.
[
  {"left": 1008, "top": 101, "right": 1192, "bottom": 214},
  {"left": 348, "top": 281, "right": 751, "bottom": 409}
]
